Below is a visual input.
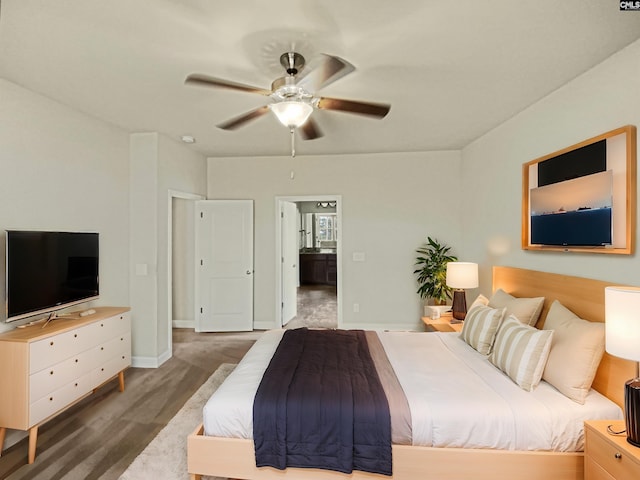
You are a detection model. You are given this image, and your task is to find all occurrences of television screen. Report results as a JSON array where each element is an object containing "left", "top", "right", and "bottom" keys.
[
  {"left": 529, "top": 170, "right": 613, "bottom": 247},
  {"left": 5, "top": 231, "right": 99, "bottom": 322}
]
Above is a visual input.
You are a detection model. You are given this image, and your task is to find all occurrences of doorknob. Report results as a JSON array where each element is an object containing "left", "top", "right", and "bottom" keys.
[{"left": 246, "top": 270, "right": 252, "bottom": 275}]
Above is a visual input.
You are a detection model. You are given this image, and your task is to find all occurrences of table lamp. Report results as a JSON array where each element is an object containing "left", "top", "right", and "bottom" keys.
[
  {"left": 446, "top": 262, "right": 478, "bottom": 321},
  {"left": 605, "top": 286, "right": 640, "bottom": 447}
]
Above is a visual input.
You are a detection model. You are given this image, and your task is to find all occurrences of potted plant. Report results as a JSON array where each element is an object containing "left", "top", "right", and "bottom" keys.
[{"left": 414, "top": 236, "right": 457, "bottom": 305}]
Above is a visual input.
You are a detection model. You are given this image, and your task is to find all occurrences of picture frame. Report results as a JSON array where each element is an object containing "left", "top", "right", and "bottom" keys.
[{"left": 522, "top": 125, "right": 637, "bottom": 254}]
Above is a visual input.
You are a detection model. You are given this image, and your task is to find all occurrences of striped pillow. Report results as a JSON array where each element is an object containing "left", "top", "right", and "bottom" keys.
[
  {"left": 489, "top": 315, "right": 554, "bottom": 392},
  {"left": 460, "top": 305, "right": 506, "bottom": 355}
]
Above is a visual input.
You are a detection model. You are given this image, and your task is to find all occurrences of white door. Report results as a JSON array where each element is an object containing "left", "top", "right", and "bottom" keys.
[
  {"left": 195, "top": 200, "right": 253, "bottom": 332},
  {"left": 281, "top": 201, "right": 298, "bottom": 325}
]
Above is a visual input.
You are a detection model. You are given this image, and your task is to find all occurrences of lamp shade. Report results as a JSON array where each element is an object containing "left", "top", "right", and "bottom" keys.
[
  {"left": 270, "top": 101, "right": 313, "bottom": 128},
  {"left": 605, "top": 286, "right": 640, "bottom": 362},
  {"left": 446, "top": 262, "right": 479, "bottom": 289}
]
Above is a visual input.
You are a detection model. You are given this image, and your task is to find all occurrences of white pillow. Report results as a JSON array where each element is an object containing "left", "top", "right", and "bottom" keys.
[
  {"left": 490, "top": 315, "right": 553, "bottom": 391},
  {"left": 488, "top": 289, "right": 545, "bottom": 326},
  {"left": 468, "top": 294, "right": 489, "bottom": 311},
  {"left": 460, "top": 305, "right": 505, "bottom": 355},
  {"left": 542, "top": 300, "right": 605, "bottom": 404}
]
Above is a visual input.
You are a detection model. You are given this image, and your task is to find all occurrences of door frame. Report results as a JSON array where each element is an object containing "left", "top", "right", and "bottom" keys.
[
  {"left": 274, "top": 195, "right": 343, "bottom": 328},
  {"left": 167, "top": 190, "right": 205, "bottom": 350},
  {"left": 280, "top": 200, "right": 299, "bottom": 325}
]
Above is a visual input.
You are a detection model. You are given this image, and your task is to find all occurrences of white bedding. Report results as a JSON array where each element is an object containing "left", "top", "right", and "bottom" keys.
[{"left": 203, "top": 329, "right": 622, "bottom": 452}]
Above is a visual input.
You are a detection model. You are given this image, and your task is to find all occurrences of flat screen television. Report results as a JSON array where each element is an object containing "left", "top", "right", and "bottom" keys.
[
  {"left": 529, "top": 170, "right": 613, "bottom": 247},
  {"left": 5, "top": 231, "right": 99, "bottom": 322}
]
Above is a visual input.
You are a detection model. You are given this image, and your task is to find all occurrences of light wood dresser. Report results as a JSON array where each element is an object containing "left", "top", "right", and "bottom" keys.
[
  {"left": 0, "top": 306, "right": 131, "bottom": 463},
  {"left": 585, "top": 420, "right": 640, "bottom": 480}
]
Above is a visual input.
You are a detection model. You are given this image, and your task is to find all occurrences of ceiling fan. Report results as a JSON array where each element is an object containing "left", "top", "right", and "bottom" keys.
[{"left": 185, "top": 52, "right": 391, "bottom": 142}]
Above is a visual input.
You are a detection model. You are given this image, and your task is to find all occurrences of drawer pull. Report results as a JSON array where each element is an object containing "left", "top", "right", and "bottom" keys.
[
  {"left": 74, "top": 382, "right": 78, "bottom": 387},
  {"left": 50, "top": 341, "right": 54, "bottom": 346},
  {"left": 100, "top": 323, "right": 104, "bottom": 327},
  {"left": 74, "top": 334, "right": 78, "bottom": 338},
  {"left": 49, "top": 397, "right": 53, "bottom": 402},
  {"left": 614, "top": 452, "right": 622, "bottom": 459},
  {"left": 101, "top": 368, "right": 104, "bottom": 371},
  {"left": 75, "top": 359, "right": 79, "bottom": 363},
  {"left": 49, "top": 370, "right": 54, "bottom": 375},
  {"left": 101, "top": 347, "right": 104, "bottom": 351}
]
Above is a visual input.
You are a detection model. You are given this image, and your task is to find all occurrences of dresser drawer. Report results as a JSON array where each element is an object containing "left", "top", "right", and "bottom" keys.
[
  {"left": 586, "top": 427, "right": 640, "bottom": 479},
  {"left": 585, "top": 456, "right": 616, "bottom": 480},
  {"left": 29, "top": 348, "right": 95, "bottom": 402},
  {"left": 28, "top": 313, "right": 131, "bottom": 374},
  {"left": 81, "top": 313, "right": 131, "bottom": 347},
  {"left": 90, "top": 332, "right": 131, "bottom": 366},
  {"left": 29, "top": 372, "right": 93, "bottom": 426},
  {"left": 93, "top": 354, "right": 130, "bottom": 387},
  {"left": 29, "top": 328, "right": 85, "bottom": 374}
]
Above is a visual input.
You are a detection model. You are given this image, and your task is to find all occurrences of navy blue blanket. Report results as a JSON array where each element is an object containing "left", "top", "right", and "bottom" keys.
[{"left": 253, "top": 328, "right": 392, "bottom": 476}]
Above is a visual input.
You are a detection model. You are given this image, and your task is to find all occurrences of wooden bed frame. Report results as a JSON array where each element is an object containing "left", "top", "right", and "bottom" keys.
[{"left": 188, "top": 266, "right": 636, "bottom": 480}]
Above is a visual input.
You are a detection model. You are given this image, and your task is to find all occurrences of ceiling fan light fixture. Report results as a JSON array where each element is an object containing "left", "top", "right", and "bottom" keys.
[{"left": 270, "top": 101, "right": 313, "bottom": 128}]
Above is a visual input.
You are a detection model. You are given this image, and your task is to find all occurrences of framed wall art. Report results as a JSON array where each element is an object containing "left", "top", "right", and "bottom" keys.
[{"left": 522, "top": 125, "right": 636, "bottom": 254}]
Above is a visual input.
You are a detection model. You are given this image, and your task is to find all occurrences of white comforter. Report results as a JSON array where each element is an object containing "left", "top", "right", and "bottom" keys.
[{"left": 203, "top": 329, "right": 622, "bottom": 452}]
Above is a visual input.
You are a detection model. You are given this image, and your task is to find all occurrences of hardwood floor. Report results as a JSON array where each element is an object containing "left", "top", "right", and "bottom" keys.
[{"left": 0, "top": 329, "right": 260, "bottom": 480}]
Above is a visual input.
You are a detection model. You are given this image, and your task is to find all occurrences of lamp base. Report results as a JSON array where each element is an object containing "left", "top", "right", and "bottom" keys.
[
  {"left": 625, "top": 378, "right": 640, "bottom": 447},
  {"left": 451, "top": 289, "right": 467, "bottom": 321}
]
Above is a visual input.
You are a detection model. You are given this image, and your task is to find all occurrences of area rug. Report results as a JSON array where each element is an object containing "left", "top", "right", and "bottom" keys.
[{"left": 119, "top": 363, "right": 236, "bottom": 480}]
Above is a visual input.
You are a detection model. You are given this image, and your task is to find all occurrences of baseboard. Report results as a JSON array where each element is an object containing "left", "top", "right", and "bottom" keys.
[
  {"left": 157, "top": 348, "right": 171, "bottom": 366},
  {"left": 131, "top": 356, "right": 157, "bottom": 368},
  {"left": 253, "top": 320, "right": 277, "bottom": 330},
  {"left": 172, "top": 319, "right": 195, "bottom": 329}
]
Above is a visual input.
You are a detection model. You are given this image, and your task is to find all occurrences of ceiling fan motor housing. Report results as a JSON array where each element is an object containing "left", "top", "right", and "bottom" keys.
[{"left": 280, "top": 52, "right": 305, "bottom": 76}]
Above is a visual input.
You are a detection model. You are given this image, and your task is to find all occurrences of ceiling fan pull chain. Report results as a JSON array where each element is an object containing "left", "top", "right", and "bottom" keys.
[{"left": 290, "top": 128, "right": 296, "bottom": 158}]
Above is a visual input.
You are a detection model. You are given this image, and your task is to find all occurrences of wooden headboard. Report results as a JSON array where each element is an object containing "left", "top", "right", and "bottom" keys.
[{"left": 492, "top": 266, "right": 636, "bottom": 409}]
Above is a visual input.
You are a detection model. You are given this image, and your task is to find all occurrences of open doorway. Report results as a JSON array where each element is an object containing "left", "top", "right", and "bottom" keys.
[
  {"left": 275, "top": 195, "right": 342, "bottom": 329},
  {"left": 167, "top": 190, "right": 204, "bottom": 345}
]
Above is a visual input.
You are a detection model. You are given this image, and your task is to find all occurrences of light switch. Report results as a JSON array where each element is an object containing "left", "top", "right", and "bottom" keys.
[
  {"left": 352, "top": 252, "right": 366, "bottom": 262},
  {"left": 135, "top": 263, "right": 148, "bottom": 276}
]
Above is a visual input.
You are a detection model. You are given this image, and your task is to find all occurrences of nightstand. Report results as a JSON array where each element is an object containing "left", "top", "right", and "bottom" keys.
[
  {"left": 584, "top": 420, "right": 640, "bottom": 480},
  {"left": 421, "top": 313, "right": 463, "bottom": 333}
]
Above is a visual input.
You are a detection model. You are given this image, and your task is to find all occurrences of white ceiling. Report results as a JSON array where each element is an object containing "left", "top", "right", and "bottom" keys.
[{"left": 1, "top": 0, "right": 639, "bottom": 158}]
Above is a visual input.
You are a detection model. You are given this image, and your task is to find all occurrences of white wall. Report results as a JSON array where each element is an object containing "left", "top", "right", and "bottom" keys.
[
  {"left": 156, "top": 135, "right": 207, "bottom": 358},
  {"left": 461, "top": 39, "right": 640, "bottom": 294},
  {"left": 129, "top": 133, "right": 207, "bottom": 366},
  {"left": 0, "top": 79, "right": 131, "bottom": 449},
  {"left": 0, "top": 80, "right": 130, "bottom": 331},
  {"left": 208, "top": 151, "right": 462, "bottom": 330},
  {"left": 129, "top": 133, "right": 159, "bottom": 362}
]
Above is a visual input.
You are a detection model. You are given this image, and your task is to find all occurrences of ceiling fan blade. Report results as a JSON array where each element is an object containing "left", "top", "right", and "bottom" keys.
[
  {"left": 299, "top": 118, "right": 323, "bottom": 140},
  {"left": 297, "top": 54, "right": 355, "bottom": 92},
  {"left": 185, "top": 74, "right": 272, "bottom": 96},
  {"left": 317, "top": 97, "right": 390, "bottom": 118},
  {"left": 217, "top": 106, "right": 270, "bottom": 130}
]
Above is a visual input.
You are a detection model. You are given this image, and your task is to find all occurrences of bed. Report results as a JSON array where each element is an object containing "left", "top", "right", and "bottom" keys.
[{"left": 187, "top": 267, "right": 637, "bottom": 480}]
